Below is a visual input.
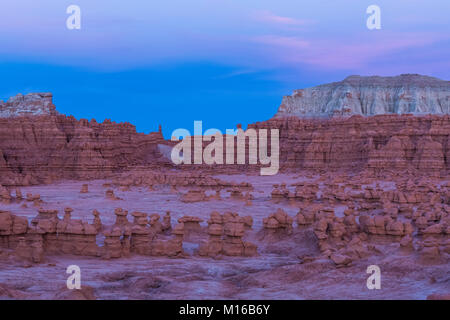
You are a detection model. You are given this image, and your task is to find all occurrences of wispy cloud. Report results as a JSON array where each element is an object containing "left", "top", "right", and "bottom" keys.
[
  {"left": 252, "top": 31, "right": 449, "bottom": 70},
  {"left": 213, "top": 69, "right": 258, "bottom": 79},
  {"left": 0, "top": 0, "right": 448, "bottom": 80},
  {"left": 253, "top": 10, "right": 313, "bottom": 27}
]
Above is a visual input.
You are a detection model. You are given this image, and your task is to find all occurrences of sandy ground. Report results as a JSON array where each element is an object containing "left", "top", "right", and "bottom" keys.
[{"left": 0, "top": 174, "right": 448, "bottom": 299}]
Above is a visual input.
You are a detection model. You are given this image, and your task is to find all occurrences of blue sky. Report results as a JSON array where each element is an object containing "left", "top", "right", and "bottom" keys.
[{"left": 1, "top": 0, "right": 449, "bottom": 136}]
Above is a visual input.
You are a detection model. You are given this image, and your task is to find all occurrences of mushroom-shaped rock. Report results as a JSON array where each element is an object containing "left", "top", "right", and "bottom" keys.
[{"left": 80, "top": 184, "right": 89, "bottom": 193}]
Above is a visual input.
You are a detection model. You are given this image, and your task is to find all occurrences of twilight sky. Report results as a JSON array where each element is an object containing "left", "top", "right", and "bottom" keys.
[{"left": 1, "top": 0, "right": 449, "bottom": 136}]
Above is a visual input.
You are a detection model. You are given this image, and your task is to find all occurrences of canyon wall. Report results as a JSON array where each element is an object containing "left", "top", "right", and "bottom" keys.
[
  {"left": 251, "top": 114, "right": 450, "bottom": 175},
  {"left": 246, "top": 74, "right": 450, "bottom": 175},
  {"left": 1, "top": 74, "right": 449, "bottom": 186},
  {"left": 0, "top": 94, "right": 167, "bottom": 185}
]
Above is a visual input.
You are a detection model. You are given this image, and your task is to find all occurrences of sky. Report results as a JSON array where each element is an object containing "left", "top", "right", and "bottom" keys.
[{"left": 0, "top": 0, "right": 449, "bottom": 137}]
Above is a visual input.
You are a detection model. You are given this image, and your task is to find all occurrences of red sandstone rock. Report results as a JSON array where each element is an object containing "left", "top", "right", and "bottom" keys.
[
  {"left": 14, "top": 188, "right": 23, "bottom": 200},
  {"left": 0, "top": 283, "right": 27, "bottom": 299},
  {"left": 262, "top": 209, "right": 294, "bottom": 240},
  {"left": 92, "top": 210, "right": 102, "bottom": 231},
  {"left": 53, "top": 285, "right": 97, "bottom": 300},
  {"left": 427, "top": 293, "right": 450, "bottom": 300},
  {"left": 57, "top": 218, "right": 99, "bottom": 257},
  {"left": 103, "top": 227, "right": 127, "bottom": 259},
  {"left": 106, "top": 189, "right": 121, "bottom": 200},
  {"left": 330, "top": 252, "right": 353, "bottom": 267},
  {"left": 113, "top": 208, "right": 129, "bottom": 227},
  {"left": 162, "top": 211, "right": 172, "bottom": 232},
  {"left": 181, "top": 189, "right": 208, "bottom": 203},
  {"left": 250, "top": 114, "right": 450, "bottom": 174},
  {"left": 148, "top": 213, "right": 163, "bottom": 234},
  {"left": 80, "top": 184, "right": 89, "bottom": 193},
  {"left": 178, "top": 216, "right": 204, "bottom": 240},
  {"left": 0, "top": 94, "right": 166, "bottom": 185},
  {"left": 130, "top": 217, "right": 151, "bottom": 255},
  {"left": 199, "top": 212, "right": 257, "bottom": 257},
  {"left": 0, "top": 90, "right": 448, "bottom": 299}
]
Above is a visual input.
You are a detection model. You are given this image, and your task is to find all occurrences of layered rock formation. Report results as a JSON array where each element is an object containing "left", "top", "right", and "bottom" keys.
[
  {"left": 0, "top": 93, "right": 167, "bottom": 185},
  {"left": 251, "top": 114, "right": 450, "bottom": 174},
  {"left": 252, "top": 74, "right": 450, "bottom": 174},
  {"left": 1, "top": 77, "right": 449, "bottom": 300},
  {"left": 275, "top": 74, "right": 450, "bottom": 118},
  {"left": 0, "top": 206, "right": 189, "bottom": 261},
  {"left": 1, "top": 81, "right": 449, "bottom": 184},
  {"left": 198, "top": 211, "right": 257, "bottom": 257}
]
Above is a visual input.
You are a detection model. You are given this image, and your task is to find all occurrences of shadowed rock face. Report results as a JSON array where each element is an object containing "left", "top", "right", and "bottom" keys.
[{"left": 276, "top": 74, "right": 450, "bottom": 118}]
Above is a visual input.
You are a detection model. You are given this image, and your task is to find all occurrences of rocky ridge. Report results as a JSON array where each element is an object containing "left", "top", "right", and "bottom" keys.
[
  {"left": 275, "top": 74, "right": 450, "bottom": 118},
  {"left": 0, "top": 93, "right": 167, "bottom": 185},
  {"left": 251, "top": 114, "right": 450, "bottom": 174},
  {"left": 0, "top": 93, "right": 57, "bottom": 118}
]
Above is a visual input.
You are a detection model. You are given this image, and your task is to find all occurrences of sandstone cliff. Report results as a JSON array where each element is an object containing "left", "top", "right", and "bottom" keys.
[
  {"left": 251, "top": 114, "right": 450, "bottom": 175},
  {"left": 1, "top": 81, "right": 449, "bottom": 186},
  {"left": 0, "top": 93, "right": 167, "bottom": 185},
  {"left": 275, "top": 74, "right": 450, "bottom": 118}
]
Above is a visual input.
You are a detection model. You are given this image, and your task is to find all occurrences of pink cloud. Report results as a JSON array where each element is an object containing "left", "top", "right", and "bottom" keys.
[
  {"left": 252, "top": 32, "right": 449, "bottom": 70},
  {"left": 253, "top": 10, "right": 313, "bottom": 26}
]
